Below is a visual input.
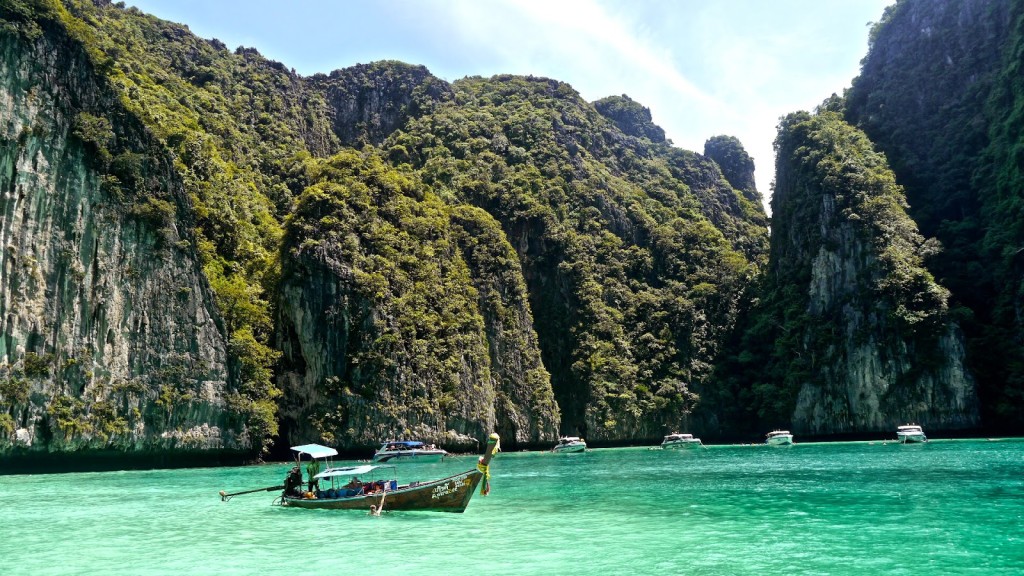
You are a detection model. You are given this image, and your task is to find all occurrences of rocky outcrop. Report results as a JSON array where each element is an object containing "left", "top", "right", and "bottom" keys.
[
  {"left": 703, "top": 135, "right": 758, "bottom": 203},
  {"left": 663, "top": 146, "right": 768, "bottom": 263},
  {"left": 310, "top": 62, "right": 454, "bottom": 148},
  {"left": 791, "top": 195, "right": 977, "bottom": 432},
  {"left": 593, "top": 94, "right": 667, "bottom": 143},
  {"left": 0, "top": 20, "right": 243, "bottom": 455}
]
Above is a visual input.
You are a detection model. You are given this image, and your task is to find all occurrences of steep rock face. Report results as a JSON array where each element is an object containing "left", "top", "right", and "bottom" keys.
[
  {"left": 846, "top": 0, "right": 1024, "bottom": 430},
  {"left": 0, "top": 22, "right": 240, "bottom": 454},
  {"left": 791, "top": 196, "right": 977, "bottom": 432},
  {"left": 449, "top": 205, "right": 560, "bottom": 445},
  {"left": 846, "top": 0, "right": 1011, "bottom": 237},
  {"left": 769, "top": 111, "right": 978, "bottom": 434}
]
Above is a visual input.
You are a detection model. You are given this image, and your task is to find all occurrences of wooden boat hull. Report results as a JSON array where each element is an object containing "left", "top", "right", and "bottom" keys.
[{"left": 281, "top": 469, "right": 483, "bottom": 513}]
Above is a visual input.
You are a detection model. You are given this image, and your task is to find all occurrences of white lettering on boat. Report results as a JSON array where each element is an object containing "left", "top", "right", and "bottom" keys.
[{"left": 430, "top": 473, "right": 471, "bottom": 499}]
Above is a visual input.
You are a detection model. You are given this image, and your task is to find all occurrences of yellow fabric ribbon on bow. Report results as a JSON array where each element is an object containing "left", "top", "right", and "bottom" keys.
[{"left": 477, "top": 435, "right": 501, "bottom": 495}]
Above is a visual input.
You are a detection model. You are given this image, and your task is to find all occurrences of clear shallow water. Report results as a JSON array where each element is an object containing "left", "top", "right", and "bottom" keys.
[{"left": 2, "top": 439, "right": 1022, "bottom": 575}]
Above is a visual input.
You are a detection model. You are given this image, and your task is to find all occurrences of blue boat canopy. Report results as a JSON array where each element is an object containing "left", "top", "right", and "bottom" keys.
[
  {"left": 291, "top": 444, "right": 339, "bottom": 459},
  {"left": 383, "top": 441, "right": 425, "bottom": 448}
]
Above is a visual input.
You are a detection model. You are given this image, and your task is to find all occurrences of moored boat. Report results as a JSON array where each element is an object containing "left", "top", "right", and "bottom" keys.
[
  {"left": 765, "top": 430, "right": 794, "bottom": 446},
  {"left": 552, "top": 436, "right": 587, "bottom": 453},
  {"left": 896, "top": 424, "right": 927, "bottom": 444},
  {"left": 372, "top": 440, "right": 448, "bottom": 463},
  {"left": 219, "top": 434, "right": 500, "bottom": 513},
  {"left": 661, "top": 432, "right": 703, "bottom": 449}
]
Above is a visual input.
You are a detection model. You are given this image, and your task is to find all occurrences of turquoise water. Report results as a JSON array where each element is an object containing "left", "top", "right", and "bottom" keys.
[{"left": 2, "top": 439, "right": 1022, "bottom": 575}]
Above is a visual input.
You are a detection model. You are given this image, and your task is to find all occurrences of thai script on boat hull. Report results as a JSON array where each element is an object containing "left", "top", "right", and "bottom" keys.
[{"left": 431, "top": 473, "right": 472, "bottom": 499}]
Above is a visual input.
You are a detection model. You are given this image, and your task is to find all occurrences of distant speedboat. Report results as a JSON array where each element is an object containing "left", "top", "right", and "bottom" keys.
[
  {"left": 372, "top": 440, "right": 448, "bottom": 463},
  {"left": 897, "top": 424, "right": 927, "bottom": 444},
  {"left": 552, "top": 436, "right": 587, "bottom": 453},
  {"left": 661, "top": 432, "right": 703, "bottom": 449},
  {"left": 765, "top": 430, "right": 794, "bottom": 446}
]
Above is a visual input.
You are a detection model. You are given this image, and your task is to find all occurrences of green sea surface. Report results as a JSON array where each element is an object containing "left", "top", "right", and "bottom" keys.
[{"left": 1, "top": 439, "right": 1022, "bottom": 575}]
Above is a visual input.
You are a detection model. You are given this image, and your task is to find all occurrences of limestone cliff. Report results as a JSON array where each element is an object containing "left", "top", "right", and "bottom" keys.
[
  {"left": 449, "top": 205, "right": 560, "bottom": 445},
  {"left": 274, "top": 152, "right": 559, "bottom": 451},
  {"left": 846, "top": 0, "right": 1024, "bottom": 430},
  {"left": 767, "top": 110, "right": 978, "bottom": 434},
  {"left": 0, "top": 16, "right": 244, "bottom": 456}
]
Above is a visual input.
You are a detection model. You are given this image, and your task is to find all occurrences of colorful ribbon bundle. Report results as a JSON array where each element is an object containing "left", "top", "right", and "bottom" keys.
[{"left": 477, "top": 433, "right": 501, "bottom": 495}]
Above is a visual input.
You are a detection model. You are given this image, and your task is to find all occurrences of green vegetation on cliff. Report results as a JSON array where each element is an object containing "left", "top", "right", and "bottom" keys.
[
  {"left": 389, "top": 74, "right": 766, "bottom": 438},
  {"left": 282, "top": 152, "right": 493, "bottom": 441},
  {"left": 977, "top": 4, "right": 1024, "bottom": 421}
]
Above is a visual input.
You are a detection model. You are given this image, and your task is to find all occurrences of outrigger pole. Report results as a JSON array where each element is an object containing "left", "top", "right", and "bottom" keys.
[{"left": 219, "top": 485, "right": 285, "bottom": 502}]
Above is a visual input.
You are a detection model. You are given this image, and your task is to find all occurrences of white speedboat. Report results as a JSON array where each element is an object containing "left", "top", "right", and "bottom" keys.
[
  {"left": 896, "top": 424, "right": 927, "bottom": 444},
  {"left": 552, "top": 436, "right": 587, "bottom": 453},
  {"left": 661, "top": 432, "right": 703, "bottom": 449},
  {"left": 765, "top": 430, "right": 794, "bottom": 446},
  {"left": 371, "top": 440, "right": 448, "bottom": 463}
]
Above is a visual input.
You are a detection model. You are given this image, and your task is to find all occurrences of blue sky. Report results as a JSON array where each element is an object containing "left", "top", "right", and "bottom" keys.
[{"left": 126, "top": 0, "right": 893, "bottom": 209}]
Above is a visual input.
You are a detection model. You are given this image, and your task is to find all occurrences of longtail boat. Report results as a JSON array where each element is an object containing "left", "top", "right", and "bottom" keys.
[{"left": 219, "top": 433, "right": 500, "bottom": 513}]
